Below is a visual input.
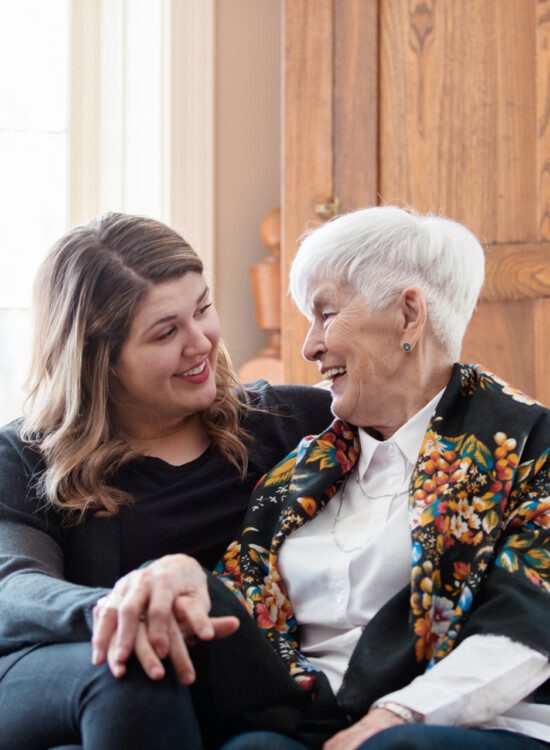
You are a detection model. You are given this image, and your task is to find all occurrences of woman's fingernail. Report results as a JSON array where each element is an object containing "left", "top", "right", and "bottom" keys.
[
  {"left": 91, "top": 648, "right": 98, "bottom": 664},
  {"left": 150, "top": 666, "right": 164, "bottom": 680}
]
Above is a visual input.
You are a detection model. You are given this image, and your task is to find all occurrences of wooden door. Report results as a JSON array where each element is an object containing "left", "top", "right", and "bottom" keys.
[{"left": 282, "top": 0, "right": 550, "bottom": 405}]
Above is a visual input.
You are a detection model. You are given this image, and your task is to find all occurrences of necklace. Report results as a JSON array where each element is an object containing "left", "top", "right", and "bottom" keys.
[{"left": 330, "top": 466, "right": 403, "bottom": 553}]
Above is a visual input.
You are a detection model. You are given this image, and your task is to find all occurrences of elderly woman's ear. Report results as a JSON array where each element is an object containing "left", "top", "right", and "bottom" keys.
[{"left": 398, "top": 287, "right": 428, "bottom": 351}]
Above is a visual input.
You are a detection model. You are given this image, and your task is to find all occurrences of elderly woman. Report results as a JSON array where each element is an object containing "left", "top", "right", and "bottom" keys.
[{"left": 201, "top": 207, "right": 549, "bottom": 750}]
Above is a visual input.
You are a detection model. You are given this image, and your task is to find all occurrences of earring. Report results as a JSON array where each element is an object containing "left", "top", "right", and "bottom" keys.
[{"left": 402, "top": 342, "right": 412, "bottom": 352}]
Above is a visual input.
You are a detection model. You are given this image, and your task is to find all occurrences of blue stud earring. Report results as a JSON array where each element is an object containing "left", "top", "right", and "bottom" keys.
[{"left": 402, "top": 342, "right": 412, "bottom": 352}]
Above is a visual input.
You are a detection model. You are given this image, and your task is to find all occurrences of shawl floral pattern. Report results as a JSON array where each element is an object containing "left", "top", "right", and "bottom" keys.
[{"left": 214, "top": 364, "right": 550, "bottom": 697}]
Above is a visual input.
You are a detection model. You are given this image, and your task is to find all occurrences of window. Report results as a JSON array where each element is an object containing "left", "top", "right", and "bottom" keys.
[
  {"left": 0, "top": 0, "right": 69, "bottom": 425},
  {"left": 0, "top": 0, "right": 215, "bottom": 426}
]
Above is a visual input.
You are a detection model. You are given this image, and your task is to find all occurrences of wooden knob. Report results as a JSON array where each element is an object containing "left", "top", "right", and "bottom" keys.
[
  {"left": 314, "top": 197, "right": 340, "bottom": 220},
  {"left": 259, "top": 208, "right": 281, "bottom": 262}
]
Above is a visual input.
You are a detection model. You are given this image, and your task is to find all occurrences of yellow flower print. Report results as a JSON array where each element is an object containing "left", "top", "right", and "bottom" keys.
[
  {"left": 488, "top": 373, "right": 540, "bottom": 405},
  {"left": 457, "top": 498, "right": 474, "bottom": 519},
  {"left": 259, "top": 567, "right": 293, "bottom": 631},
  {"left": 450, "top": 515, "right": 469, "bottom": 540},
  {"left": 297, "top": 496, "right": 317, "bottom": 517}
]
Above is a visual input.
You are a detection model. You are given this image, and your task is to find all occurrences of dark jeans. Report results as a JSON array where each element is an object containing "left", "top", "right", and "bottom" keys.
[
  {"left": 0, "top": 641, "right": 203, "bottom": 750},
  {"left": 220, "top": 727, "right": 550, "bottom": 750}
]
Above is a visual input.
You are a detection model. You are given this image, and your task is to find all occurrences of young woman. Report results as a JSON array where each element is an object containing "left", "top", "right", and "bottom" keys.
[{"left": 0, "top": 212, "right": 333, "bottom": 750}]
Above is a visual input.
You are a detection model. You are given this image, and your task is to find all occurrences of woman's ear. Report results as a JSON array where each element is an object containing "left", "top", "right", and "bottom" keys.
[{"left": 399, "top": 287, "right": 427, "bottom": 349}]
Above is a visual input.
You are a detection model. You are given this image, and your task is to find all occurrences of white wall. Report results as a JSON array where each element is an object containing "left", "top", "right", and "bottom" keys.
[{"left": 214, "top": 0, "right": 281, "bottom": 368}]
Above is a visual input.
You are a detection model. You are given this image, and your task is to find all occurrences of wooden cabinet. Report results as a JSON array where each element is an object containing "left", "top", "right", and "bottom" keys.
[{"left": 282, "top": 0, "right": 550, "bottom": 404}]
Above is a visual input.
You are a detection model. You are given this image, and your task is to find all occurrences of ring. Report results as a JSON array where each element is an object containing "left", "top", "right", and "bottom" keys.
[{"left": 97, "top": 592, "right": 124, "bottom": 611}]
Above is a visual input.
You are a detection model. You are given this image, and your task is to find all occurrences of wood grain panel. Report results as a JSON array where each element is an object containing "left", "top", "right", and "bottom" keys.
[
  {"left": 537, "top": 0, "right": 550, "bottom": 240},
  {"left": 461, "top": 299, "right": 536, "bottom": 397},
  {"left": 282, "top": 0, "right": 334, "bottom": 384},
  {"left": 535, "top": 299, "right": 550, "bottom": 406},
  {"left": 334, "top": 0, "right": 379, "bottom": 211},
  {"left": 379, "top": 0, "right": 537, "bottom": 242},
  {"left": 283, "top": 0, "right": 549, "bottom": 399},
  {"left": 536, "top": 3, "right": 550, "bottom": 405},
  {"left": 482, "top": 242, "right": 550, "bottom": 302}
]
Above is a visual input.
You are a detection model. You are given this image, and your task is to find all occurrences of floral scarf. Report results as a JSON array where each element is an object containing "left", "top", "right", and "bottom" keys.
[{"left": 214, "top": 364, "right": 550, "bottom": 708}]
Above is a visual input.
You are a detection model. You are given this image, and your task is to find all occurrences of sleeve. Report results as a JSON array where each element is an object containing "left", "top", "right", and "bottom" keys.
[
  {"left": 378, "top": 634, "right": 550, "bottom": 725},
  {"left": 0, "top": 424, "right": 109, "bottom": 654}
]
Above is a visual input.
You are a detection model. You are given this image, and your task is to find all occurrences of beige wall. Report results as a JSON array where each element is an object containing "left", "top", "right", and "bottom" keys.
[{"left": 214, "top": 0, "right": 281, "bottom": 369}]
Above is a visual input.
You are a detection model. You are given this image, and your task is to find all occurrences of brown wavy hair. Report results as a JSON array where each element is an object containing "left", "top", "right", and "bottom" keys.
[{"left": 21, "top": 212, "right": 251, "bottom": 520}]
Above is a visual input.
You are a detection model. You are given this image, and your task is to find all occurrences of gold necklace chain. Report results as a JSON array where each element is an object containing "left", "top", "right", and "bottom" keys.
[{"left": 330, "top": 466, "right": 405, "bottom": 553}]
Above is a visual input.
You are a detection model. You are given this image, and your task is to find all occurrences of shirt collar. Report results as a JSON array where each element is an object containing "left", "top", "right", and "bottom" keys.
[{"left": 357, "top": 388, "right": 445, "bottom": 478}]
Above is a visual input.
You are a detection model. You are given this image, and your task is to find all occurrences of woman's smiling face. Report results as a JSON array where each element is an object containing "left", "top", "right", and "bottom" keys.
[
  {"left": 302, "top": 279, "right": 403, "bottom": 429},
  {"left": 112, "top": 272, "right": 221, "bottom": 434}
]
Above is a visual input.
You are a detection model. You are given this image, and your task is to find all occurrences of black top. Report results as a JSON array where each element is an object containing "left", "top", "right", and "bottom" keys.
[
  {"left": 0, "top": 382, "right": 332, "bottom": 584},
  {"left": 0, "top": 382, "right": 333, "bottom": 671},
  {"left": 116, "top": 383, "right": 334, "bottom": 573}
]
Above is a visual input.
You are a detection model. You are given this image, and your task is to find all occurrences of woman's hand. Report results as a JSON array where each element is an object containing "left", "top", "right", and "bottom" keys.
[
  {"left": 323, "top": 708, "right": 405, "bottom": 750},
  {"left": 107, "top": 613, "right": 193, "bottom": 683},
  {"left": 104, "top": 607, "right": 238, "bottom": 684},
  {"left": 102, "top": 607, "right": 239, "bottom": 684},
  {"left": 91, "top": 553, "right": 239, "bottom": 680}
]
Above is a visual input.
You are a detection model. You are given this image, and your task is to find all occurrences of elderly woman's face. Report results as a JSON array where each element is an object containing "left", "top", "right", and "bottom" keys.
[{"left": 303, "top": 280, "right": 404, "bottom": 429}]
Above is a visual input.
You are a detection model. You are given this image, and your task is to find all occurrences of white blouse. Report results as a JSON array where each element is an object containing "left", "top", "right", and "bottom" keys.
[{"left": 278, "top": 392, "right": 550, "bottom": 742}]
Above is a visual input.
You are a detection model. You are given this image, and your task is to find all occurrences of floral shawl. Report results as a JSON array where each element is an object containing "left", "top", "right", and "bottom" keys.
[{"left": 214, "top": 364, "right": 550, "bottom": 715}]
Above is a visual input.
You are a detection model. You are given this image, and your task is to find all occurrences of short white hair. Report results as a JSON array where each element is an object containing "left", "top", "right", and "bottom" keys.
[{"left": 289, "top": 206, "right": 485, "bottom": 359}]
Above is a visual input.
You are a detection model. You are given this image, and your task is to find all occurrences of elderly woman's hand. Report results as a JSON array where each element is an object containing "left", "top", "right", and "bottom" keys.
[
  {"left": 323, "top": 708, "right": 405, "bottom": 750},
  {"left": 104, "top": 609, "right": 239, "bottom": 684},
  {"left": 91, "top": 553, "right": 239, "bottom": 681},
  {"left": 107, "top": 613, "right": 192, "bottom": 683}
]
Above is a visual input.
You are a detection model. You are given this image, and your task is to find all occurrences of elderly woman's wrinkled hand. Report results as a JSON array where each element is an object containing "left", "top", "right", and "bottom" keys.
[
  {"left": 107, "top": 614, "right": 192, "bottom": 683},
  {"left": 91, "top": 553, "right": 239, "bottom": 682},
  {"left": 323, "top": 709, "right": 405, "bottom": 750}
]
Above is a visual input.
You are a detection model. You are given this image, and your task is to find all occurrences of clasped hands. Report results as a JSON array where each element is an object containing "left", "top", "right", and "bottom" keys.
[
  {"left": 91, "top": 554, "right": 239, "bottom": 685},
  {"left": 91, "top": 554, "right": 406, "bottom": 750}
]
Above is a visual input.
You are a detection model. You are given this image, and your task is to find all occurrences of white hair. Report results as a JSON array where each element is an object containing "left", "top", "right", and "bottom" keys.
[{"left": 289, "top": 206, "right": 485, "bottom": 359}]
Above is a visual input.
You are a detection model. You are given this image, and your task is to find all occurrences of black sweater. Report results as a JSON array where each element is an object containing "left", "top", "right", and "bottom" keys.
[{"left": 0, "top": 383, "right": 332, "bottom": 675}]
